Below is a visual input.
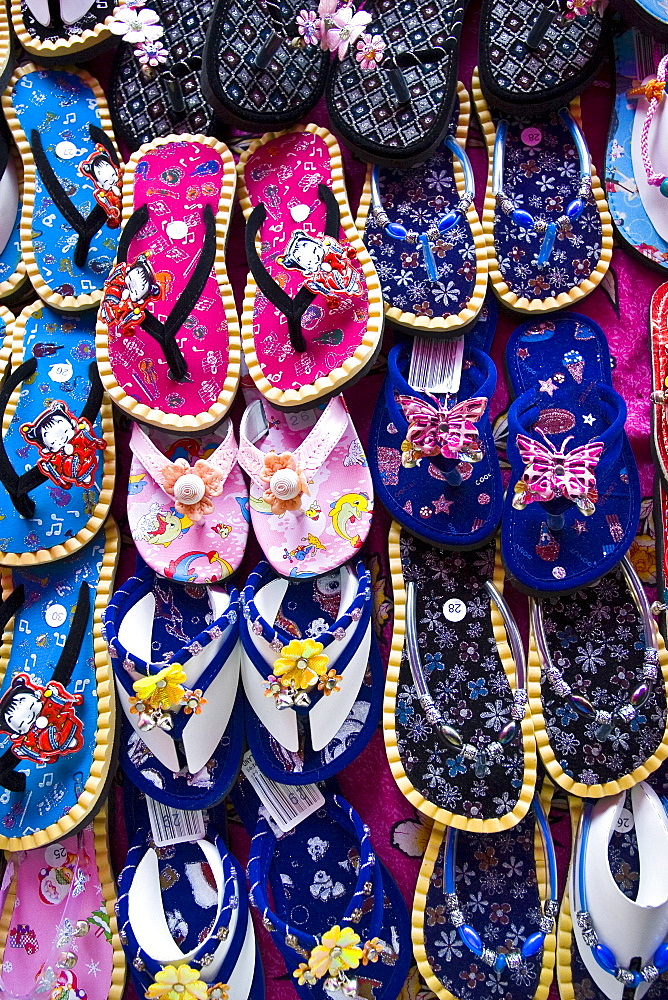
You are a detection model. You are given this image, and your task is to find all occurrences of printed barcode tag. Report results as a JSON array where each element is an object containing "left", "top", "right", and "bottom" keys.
[
  {"left": 241, "top": 751, "right": 324, "bottom": 832},
  {"left": 146, "top": 796, "right": 206, "bottom": 847},
  {"left": 408, "top": 336, "right": 465, "bottom": 394},
  {"left": 285, "top": 408, "right": 319, "bottom": 432}
]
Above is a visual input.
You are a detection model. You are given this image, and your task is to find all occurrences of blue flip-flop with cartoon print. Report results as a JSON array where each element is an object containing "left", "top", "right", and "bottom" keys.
[
  {"left": 5, "top": 63, "right": 121, "bottom": 311},
  {"left": 0, "top": 522, "right": 118, "bottom": 848},
  {"left": 0, "top": 301, "right": 114, "bottom": 564}
]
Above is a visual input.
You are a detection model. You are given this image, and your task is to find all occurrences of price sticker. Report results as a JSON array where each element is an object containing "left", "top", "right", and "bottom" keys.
[{"left": 443, "top": 598, "right": 467, "bottom": 622}]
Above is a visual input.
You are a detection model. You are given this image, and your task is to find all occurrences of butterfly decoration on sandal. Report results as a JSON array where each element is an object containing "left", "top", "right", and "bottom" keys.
[
  {"left": 512, "top": 431, "right": 604, "bottom": 514},
  {"left": 397, "top": 394, "right": 488, "bottom": 467}
]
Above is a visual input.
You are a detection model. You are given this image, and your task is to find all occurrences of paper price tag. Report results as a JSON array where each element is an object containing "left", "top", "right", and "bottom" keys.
[
  {"left": 615, "top": 808, "right": 634, "bottom": 835},
  {"left": 285, "top": 408, "right": 319, "bottom": 433},
  {"left": 146, "top": 796, "right": 206, "bottom": 847},
  {"left": 242, "top": 752, "right": 324, "bottom": 832}
]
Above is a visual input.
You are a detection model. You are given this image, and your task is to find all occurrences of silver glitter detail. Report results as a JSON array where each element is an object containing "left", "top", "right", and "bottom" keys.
[
  {"left": 462, "top": 743, "right": 478, "bottom": 762},
  {"left": 133, "top": 958, "right": 146, "bottom": 972},
  {"left": 481, "top": 947, "right": 497, "bottom": 967},
  {"left": 616, "top": 969, "right": 635, "bottom": 986},
  {"left": 497, "top": 194, "right": 513, "bottom": 215},
  {"left": 642, "top": 965, "right": 659, "bottom": 983},
  {"left": 511, "top": 689, "right": 528, "bottom": 719},
  {"left": 285, "top": 934, "right": 299, "bottom": 949},
  {"left": 200, "top": 954, "right": 214, "bottom": 967},
  {"left": 505, "top": 951, "right": 522, "bottom": 971},
  {"left": 459, "top": 194, "right": 474, "bottom": 212},
  {"left": 582, "top": 927, "right": 598, "bottom": 948},
  {"left": 444, "top": 893, "right": 460, "bottom": 912},
  {"left": 617, "top": 703, "right": 637, "bottom": 723},
  {"left": 545, "top": 665, "right": 571, "bottom": 698},
  {"left": 427, "top": 227, "right": 440, "bottom": 241},
  {"left": 420, "top": 694, "right": 442, "bottom": 726},
  {"left": 373, "top": 209, "right": 390, "bottom": 228},
  {"left": 539, "top": 915, "right": 554, "bottom": 933},
  {"left": 594, "top": 709, "right": 612, "bottom": 726},
  {"left": 533, "top": 218, "right": 548, "bottom": 234},
  {"left": 486, "top": 742, "right": 503, "bottom": 762},
  {"left": 545, "top": 900, "right": 559, "bottom": 919},
  {"left": 450, "top": 910, "right": 465, "bottom": 928}
]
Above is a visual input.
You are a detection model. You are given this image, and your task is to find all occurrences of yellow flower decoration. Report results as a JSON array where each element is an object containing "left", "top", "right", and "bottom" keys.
[
  {"left": 400, "top": 437, "right": 422, "bottom": 469},
  {"left": 361, "top": 937, "right": 385, "bottom": 964},
  {"left": 145, "top": 965, "right": 208, "bottom": 1000},
  {"left": 318, "top": 668, "right": 342, "bottom": 695},
  {"left": 307, "top": 925, "right": 363, "bottom": 979},
  {"left": 293, "top": 962, "right": 318, "bottom": 986},
  {"left": 206, "top": 985, "right": 229, "bottom": 1000},
  {"left": 273, "top": 639, "right": 329, "bottom": 692},
  {"left": 133, "top": 664, "right": 188, "bottom": 711}
]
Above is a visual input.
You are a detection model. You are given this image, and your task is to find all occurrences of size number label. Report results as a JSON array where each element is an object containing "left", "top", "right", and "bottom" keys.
[
  {"left": 615, "top": 808, "right": 634, "bottom": 834},
  {"left": 443, "top": 598, "right": 467, "bottom": 622},
  {"left": 242, "top": 751, "right": 324, "bottom": 832},
  {"left": 285, "top": 408, "right": 319, "bottom": 432}
]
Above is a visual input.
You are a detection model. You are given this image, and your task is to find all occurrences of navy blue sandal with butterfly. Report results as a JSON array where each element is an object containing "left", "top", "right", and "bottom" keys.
[{"left": 501, "top": 313, "right": 640, "bottom": 596}]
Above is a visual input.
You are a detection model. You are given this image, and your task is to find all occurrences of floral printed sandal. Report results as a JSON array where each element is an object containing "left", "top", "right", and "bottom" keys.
[
  {"left": 234, "top": 777, "right": 412, "bottom": 1000},
  {"left": 413, "top": 786, "right": 558, "bottom": 1000},
  {"left": 96, "top": 134, "right": 240, "bottom": 431},
  {"left": 477, "top": 0, "right": 609, "bottom": 115},
  {"left": 355, "top": 82, "right": 487, "bottom": 336},
  {"left": 11, "top": 0, "right": 114, "bottom": 62},
  {"left": 238, "top": 395, "right": 373, "bottom": 577},
  {"left": 386, "top": 527, "right": 536, "bottom": 832},
  {"left": 201, "top": 0, "right": 329, "bottom": 131},
  {"left": 239, "top": 124, "right": 382, "bottom": 410},
  {"left": 325, "top": 0, "right": 467, "bottom": 166},
  {"left": 3, "top": 64, "right": 122, "bottom": 312},
  {"left": 473, "top": 71, "right": 612, "bottom": 314},
  {"left": 529, "top": 555, "right": 668, "bottom": 798},
  {"left": 127, "top": 422, "right": 248, "bottom": 584},
  {"left": 104, "top": 562, "right": 244, "bottom": 810},
  {"left": 0, "top": 808, "right": 125, "bottom": 1000},
  {"left": 240, "top": 558, "right": 382, "bottom": 783},
  {"left": 117, "top": 812, "right": 263, "bottom": 1000},
  {"left": 502, "top": 313, "right": 641, "bottom": 596},
  {"left": 0, "top": 521, "right": 118, "bottom": 851},
  {"left": 607, "top": 30, "right": 668, "bottom": 273},
  {"left": 108, "top": 0, "right": 220, "bottom": 152},
  {"left": 369, "top": 336, "right": 503, "bottom": 549},
  {"left": 558, "top": 782, "right": 668, "bottom": 1000},
  {"left": 0, "top": 301, "right": 115, "bottom": 567}
]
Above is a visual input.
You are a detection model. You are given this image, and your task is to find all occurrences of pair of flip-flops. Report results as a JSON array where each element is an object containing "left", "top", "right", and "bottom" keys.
[
  {"left": 102, "top": 550, "right": 382, "bottom": 803},
  {"left": 231, "top": 774, "right": 412, "bottom": 1000},
  {"left": 0, "top": 808, "right": 125, "bottom": 1000}
]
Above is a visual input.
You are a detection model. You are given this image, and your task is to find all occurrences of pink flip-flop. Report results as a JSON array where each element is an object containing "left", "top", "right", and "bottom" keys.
[
  {"left": 127, "top": 420, "right": 248, "bottom": 583},
  {"left": 238, "top": 394, "right": 373, "bottom": 576},
  {"left": 0, "top": 808, "right": 125, "bottom": 1000},
  {"left": 238, "top": 124, "right": 383, "bottom": 410},
  {"left": 96, "top": 134, "right": 240, "bottom": 431}
]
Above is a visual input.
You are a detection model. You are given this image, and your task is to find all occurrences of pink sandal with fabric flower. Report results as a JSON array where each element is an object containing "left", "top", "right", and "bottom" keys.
[
  {"left": 127, "top": 421, "right": 248, "bottom": 583},
  {"left": 238, "top": 394, "right": 373, "bottom": 577}
]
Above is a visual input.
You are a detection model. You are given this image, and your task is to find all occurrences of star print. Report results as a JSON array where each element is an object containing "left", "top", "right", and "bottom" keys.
[
  {"left": 517, "top": 347, "right": 529, "bottom": 359},
  {"left": 573, "top": 521, "right": 588, "bottom": 534},
  {"left": 87, "top": 960, "right": 101, "bottom": 977},
  {"left": 433, "top": 494, "right": 453, "bottom": 514},
  {"left": 583, "top": 413, "right": 595, "bottom": 425},
  {"left": 538, "top": 378, "right": 556, "bottom": 396}
]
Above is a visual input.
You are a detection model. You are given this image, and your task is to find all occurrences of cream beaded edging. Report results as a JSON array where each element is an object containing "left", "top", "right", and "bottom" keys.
[
  {"left": 471, "top": 68, "right": 613, "bottom": 315},
  {"left": 238, "top": 123, "right": 384, "bottom": 410},
  {"left": 2, "top": 63, "right": 121, "bottom": 314},
  {"left": 0, "top": 301, "right": 116, "bottom": 567},
  {"left": 384, "top": 521, "right": 537, "bottom": 833},
  {"left": 355, "top": 82, "right": 488, "bottom": 336},
  {"left": 96, "top": 132, "right": 241, "bottom": 432},
  {"left": 0, "top": 518, "right": 119, "bottom": 851}
]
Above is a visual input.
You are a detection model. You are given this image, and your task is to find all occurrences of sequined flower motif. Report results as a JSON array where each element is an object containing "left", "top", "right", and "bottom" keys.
[
  {"left": 109, "top": 4, "right": 163, "bottom": 43},
  {"left": 356, "top": 32, "right": 385, "bottom": 69},
  {"left": 145, "top": 965, "right": 208, "bottom": 1000},
  {"left": 293, "top": 963, "right": 318, "bottom": 986},
  {"left": 183, "top": 689, "right": 207, "bottom": 715},
  {"left": 260, "top": 452, "right": 309, "bottom": 515},
  {"left": 296, "top": 8, "right": 320, "bottom": 44},
  {"left": 563, "top": 0, "right": 607, "bottom": 17},
  {"left": 131, "top": 664, "right": 188, "bottom": 712},
  {"left": 307, "top": 925, "right": 364, "bottom": 978},
  {"left": 134, "top": 38, "right": 168, "bottom": 66},
  {"left": 162, "top": 457, "right": 224, "bottom": 521},
  {"left": 318, "top": 668, "right": 342, "bottom": 695},
  {"left": 206, "top": 986, "right": 229, "bottom": 1000},
  {"left": 273, "top": 638, "right": 329, "bottom": 691},
  {"left": 361, "top": 937, "right": 386, "bottom": 964},
  {"left": 320, "top": 1, "right": 372, "bottom": 58}
]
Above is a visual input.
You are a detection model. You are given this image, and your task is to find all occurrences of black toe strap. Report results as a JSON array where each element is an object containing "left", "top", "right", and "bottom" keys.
[
  {"left": 0, "top": 360, "right": 104, "bottom": 519},
  {"left": 245, "top": 183, "right": 340, "bottom": 353},
  {"left": 32, "top": 124, "right": 120, "bottom": 269},
  {"left": 0, "top": 582, "right": 90, "bottom": 793},
  {"left": 115, "top": 203, "right": 217, "bottom": 382}
]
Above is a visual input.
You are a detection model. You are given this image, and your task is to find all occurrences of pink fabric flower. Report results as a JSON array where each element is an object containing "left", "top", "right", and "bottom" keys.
[
  {"left": 319, "top": 1, "right": 371, "bottom": 58},
  {"left": 355, "top": 32, "right": 384, "bottom": 69},
  {"left": 296, "top": 9, "right": 320, "bottom": 45},
  {"left": 162, "top": 458, "right": 223, "bottom": 521},
  {"left": 134, "top": 38, "right": 168, "bottom": 65},
  {"left": 260, "top": 452, "right": 309, "bottom": 515},
  {"left": 109, "top": 4, "right": 163, "bottom": 42}
]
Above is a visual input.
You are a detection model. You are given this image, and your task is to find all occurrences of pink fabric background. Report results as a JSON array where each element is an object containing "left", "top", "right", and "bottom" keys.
[{"left": 95, "top": 4, "right": 662, "bottom": 997}]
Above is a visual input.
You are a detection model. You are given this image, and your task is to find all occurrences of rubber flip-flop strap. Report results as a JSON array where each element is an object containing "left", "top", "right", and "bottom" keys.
[
  {"left": 0, "top": 581, "right": 91, "bottom": 792},
  {"left": 526, "top": 0, "right": 567, "bottom": 50},
  {"left": 245, "top": 182, "right": 340, "bottom": 354},
  {"left": 31, "top": 125, "right": 119, "bottom": 270},
  {"left": 115, "top": 202, "right": 217, "bottom": 382},
  {"left": 0, "top": 359, "right": 104, "bottom": 520}
]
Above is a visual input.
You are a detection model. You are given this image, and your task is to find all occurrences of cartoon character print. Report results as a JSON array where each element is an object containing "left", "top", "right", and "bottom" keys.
[
  {"left": 38, "top": 842, "right": 85, "bottom": 905},
  {"left": 78, "top": 144, "right": 121, "bottom": 227},
  {"left": 99, "top": 253, "right": 169, "bottom": 333},
  {"left": 133, "top": 503, "right": 193, "bottom": 547},
  {"left": 50, "top": 970, "right": 87, "bottom": 1000},
  {"left": 0, "top": 673, "right": 84, "bottom": 765},
  {"left": 278, "top": 232, "right": 363, "bottom": 305},
  {"left": 20, "top": 401, "right": 106, "bottom": 491}
]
